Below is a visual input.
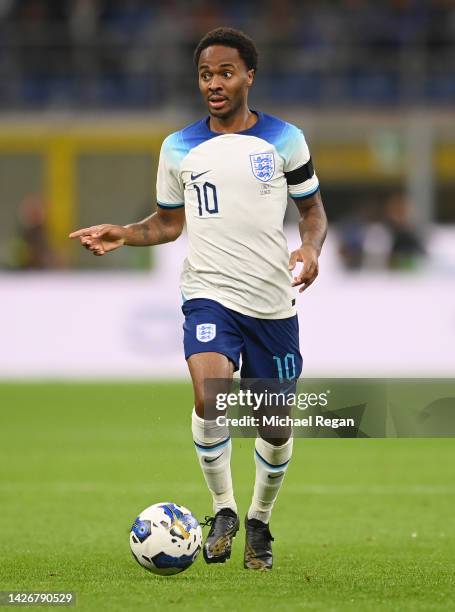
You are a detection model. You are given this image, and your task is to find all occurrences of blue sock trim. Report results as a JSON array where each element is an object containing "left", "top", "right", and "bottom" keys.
[
  {"left": 194, "top": 437, "right": 231, "bottom": 452},
  {"left": 255, "top": 448, "right": 290, "bottom": 471}
]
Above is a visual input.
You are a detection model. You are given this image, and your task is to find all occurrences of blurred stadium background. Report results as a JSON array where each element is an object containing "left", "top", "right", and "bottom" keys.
[
  {"left": 0, "top": 0, "right": 455, "bottom": 378},
  {"left": 1, "top": 4, "right": 455, "bottom": 609}
]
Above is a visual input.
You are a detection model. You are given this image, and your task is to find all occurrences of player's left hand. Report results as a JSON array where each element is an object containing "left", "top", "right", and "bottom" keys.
[{"left": 288, "top": 245, "right": 319, "bottom": 293}]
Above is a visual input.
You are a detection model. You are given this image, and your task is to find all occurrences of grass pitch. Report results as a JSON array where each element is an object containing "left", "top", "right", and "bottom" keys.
[{"left": 0, "top": 382, "right": 454, "bottom": 611}]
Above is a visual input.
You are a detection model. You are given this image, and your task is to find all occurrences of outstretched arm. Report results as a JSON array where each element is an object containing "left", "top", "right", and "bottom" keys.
[
  {"left": 288, "top": 190, "right": 328, "bottom": 292},
  {"left": 69, "top": 206, "right": 185, "bottom": 256}
]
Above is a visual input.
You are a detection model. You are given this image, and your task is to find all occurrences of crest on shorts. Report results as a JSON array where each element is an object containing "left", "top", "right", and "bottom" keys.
[
  {"left": 196, "top": 323, "right": 216, "bottom": 343},
  {"left": 250, "top": 152, "right": 275, "bottom": 182}
]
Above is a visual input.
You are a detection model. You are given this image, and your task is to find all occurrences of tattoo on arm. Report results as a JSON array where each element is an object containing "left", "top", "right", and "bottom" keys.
[
  {"left": 125, "top": 209, "right": 183, "bottom": 246},
  {"left": 296, "top": 192, "right": 328, "bottom": 254},
  {"left": 141, "top": 222, "right": 152, "bottom": 244}
]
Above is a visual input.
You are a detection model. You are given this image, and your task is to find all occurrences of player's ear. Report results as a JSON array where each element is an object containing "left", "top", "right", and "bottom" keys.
[{"left": 246, "top": 69, "right": 255, "bottom": 86}]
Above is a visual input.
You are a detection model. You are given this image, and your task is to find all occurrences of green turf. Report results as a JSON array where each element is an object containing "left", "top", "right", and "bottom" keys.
[{"left": 0, "top": 383, "right": 454, "bottom": 611}]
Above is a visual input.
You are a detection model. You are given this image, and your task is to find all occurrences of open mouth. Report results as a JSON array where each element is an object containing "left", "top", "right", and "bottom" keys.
[{"left": 208, "top": 96, "right": 228, "bottom": 110}]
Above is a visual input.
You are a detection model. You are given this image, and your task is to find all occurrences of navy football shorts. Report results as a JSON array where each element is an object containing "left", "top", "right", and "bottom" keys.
[{"left": 182, "top": 298, "right": 302, "bottom": 380}]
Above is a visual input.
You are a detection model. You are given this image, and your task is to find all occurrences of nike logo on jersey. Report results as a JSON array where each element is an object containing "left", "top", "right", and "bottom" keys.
[
  {"left": 267, "top": 472, "right": 284, "bottom": 479},
  {"left": 204, "top": 453, "right": 223, "bottom": 464},
  {"left": 191, "top": 170, "right": 210, "bottom": 181}
]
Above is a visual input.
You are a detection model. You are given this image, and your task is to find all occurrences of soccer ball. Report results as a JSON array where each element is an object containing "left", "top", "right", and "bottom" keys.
[{"left": 130, "top": 502, "right": 202, "bottom": 576}]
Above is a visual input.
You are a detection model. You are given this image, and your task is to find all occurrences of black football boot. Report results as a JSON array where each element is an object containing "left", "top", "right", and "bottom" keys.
[
  {"left": 244, "top": 516, "right": 274, "bottom": 570},
  {"left": 202, "top": 508, "right": 240, "bottom": 563}
]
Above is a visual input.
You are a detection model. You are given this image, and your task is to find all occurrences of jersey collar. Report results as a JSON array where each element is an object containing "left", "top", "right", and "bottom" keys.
[{"left": 205, "top": 110, "right": 263, "bottom": 136}]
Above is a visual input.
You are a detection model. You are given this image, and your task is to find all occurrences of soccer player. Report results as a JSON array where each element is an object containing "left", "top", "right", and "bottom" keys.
[{"left": 70, "top": 27, "right": 327, "bottom": 570}]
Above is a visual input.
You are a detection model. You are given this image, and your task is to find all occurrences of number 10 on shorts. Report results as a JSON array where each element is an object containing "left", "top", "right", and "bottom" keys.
[{"left": 273, "top": 353, "right": 296, "bottom": 382}]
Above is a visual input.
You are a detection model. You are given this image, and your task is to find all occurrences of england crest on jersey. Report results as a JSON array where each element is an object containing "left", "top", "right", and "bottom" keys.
[
  {"left": 250, "top": 152, "right": 275, "bottom": 182},
  {"left": 196, "top": 323, "right": 216, "bottom": 343}
]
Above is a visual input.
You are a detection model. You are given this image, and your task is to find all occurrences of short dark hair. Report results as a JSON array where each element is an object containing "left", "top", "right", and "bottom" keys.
[{"left": 194, "top": 27, "right": 258, "bottom": 72}]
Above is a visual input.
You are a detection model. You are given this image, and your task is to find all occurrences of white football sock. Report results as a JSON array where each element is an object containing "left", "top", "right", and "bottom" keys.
[
  {"left": 191, "top": 408, "right": 237, "bottom": 515},
  {"left": 247, "top": 437, "right": 293, "bottom": 524}
]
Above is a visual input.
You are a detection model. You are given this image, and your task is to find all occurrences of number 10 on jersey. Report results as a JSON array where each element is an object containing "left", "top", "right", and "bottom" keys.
[{"left": 194, "top": 182, "right": 219, "bottom": 216}]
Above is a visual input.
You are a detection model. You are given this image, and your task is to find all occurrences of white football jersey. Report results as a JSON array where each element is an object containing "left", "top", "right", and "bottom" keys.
[{"left": 156, "top": 111, "right": 319, "bottom": 319}]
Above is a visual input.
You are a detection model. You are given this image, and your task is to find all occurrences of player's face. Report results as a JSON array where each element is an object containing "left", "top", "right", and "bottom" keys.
[{"left": 198, "top": 45, "right": 254, "bottom": 119}]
